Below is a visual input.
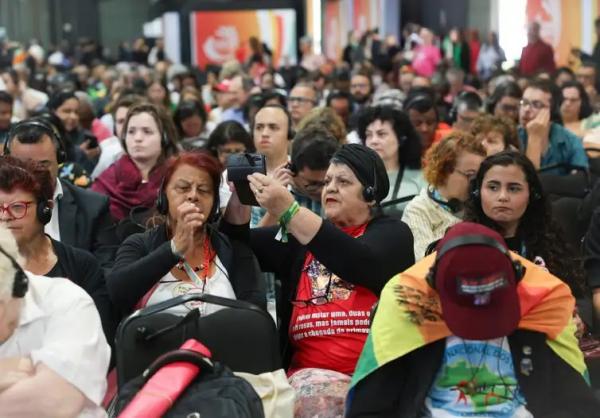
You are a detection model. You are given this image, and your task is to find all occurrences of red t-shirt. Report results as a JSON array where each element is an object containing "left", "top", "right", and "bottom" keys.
[{"left": 288, "top": 224, "right": 378, "bottom": 375}]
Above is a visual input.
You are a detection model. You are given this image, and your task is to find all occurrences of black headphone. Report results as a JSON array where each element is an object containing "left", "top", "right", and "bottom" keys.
[
  {"left": 363, "top": 165, "right": 378, "bottom": 203},
  {"left": 426, "top": 234, "right": 525, "bottom": 290},
  {"left": 427, "top": 187, "right": 463, "bottom": 214},
  {"left": 36, "top": 200, "right": 52, "bottom": 225},
  {"left": 469, "top": 177, "right": 542, "bottom": 202},
  {"left": 156, "top": 178, "right": 221, "bottom": 223},
  {"left": 4, "top": 118, "right": 67, "bottom": 164},
  {"left": 0, "top": 245, "right": 28, "bottom": 298},
  {"left": 252, "top": 104, "right": 295, "bottom": 141}
]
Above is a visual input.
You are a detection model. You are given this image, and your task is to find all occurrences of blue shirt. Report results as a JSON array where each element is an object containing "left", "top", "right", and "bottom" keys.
[{"left": 518, "top": 123, "right": 588, "bottom": 175}]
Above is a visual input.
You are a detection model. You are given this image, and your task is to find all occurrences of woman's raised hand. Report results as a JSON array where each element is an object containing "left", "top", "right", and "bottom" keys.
[
  {"left": 172, "top": 201, "right": 205, "bottom": 254},
  {"left": 248, "top": 172, "right": 294, "bottom": 218}
]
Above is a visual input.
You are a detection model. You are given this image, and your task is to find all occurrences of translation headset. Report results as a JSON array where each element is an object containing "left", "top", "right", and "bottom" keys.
[
  {"left": 252, "top": 104, "right": 295, "bottom": 141},
  {"left": 363, "top": 165, "right": 378, "bottom": 203},
  {"left": 427, "top": 187, "right": 463, "bottom": 214},
  {"left": 4, "top": 118, "right": 67, "bottom": 165},
  {"left": 0, "top": 245, "right": 28, "bottom": 298},
  {"left": 156, "top": 179, "right": 221, "bottom": 223},
  {"left": 3, "top": 121, "right": 56, "bottom": 225},
  {"left": 469, "top": 177, "right": 542, "bottom": 202},
  {"left": 426, "top": 234, "right": 525, "bottom": 290}
]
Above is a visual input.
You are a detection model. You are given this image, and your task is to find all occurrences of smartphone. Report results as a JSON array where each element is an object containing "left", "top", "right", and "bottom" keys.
[
  {"left": 226, "top": 153, "right": 267, "bottom": 206},
  {"left": 82, "top": 130, "right": 99, "bottom": 148}
]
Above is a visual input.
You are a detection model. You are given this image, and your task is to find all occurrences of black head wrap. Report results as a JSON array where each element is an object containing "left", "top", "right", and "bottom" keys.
[{"left": 331, "top": 144, "right": 389, "bottom": 204}]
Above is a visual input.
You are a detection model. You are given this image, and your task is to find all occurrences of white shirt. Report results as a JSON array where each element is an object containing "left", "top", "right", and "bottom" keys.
[
  {"left": 146, "top": 256, "right": 236, "bottom": 316},
  {"left": 91, "top": 135, "right": 124, "bottom": 179},
  {"left": 0, "top": 273, "right": 111, "bottom": 418},
  {"left": 44, "top": 179, "right": 63, "bottom": 241}
]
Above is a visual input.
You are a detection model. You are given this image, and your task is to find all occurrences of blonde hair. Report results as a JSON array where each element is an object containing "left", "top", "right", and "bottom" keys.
[{"left": 0, "top": 224, "right": 23, "bottom": 301}]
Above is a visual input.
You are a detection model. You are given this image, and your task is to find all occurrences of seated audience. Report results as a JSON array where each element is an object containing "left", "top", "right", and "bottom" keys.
[
  {"left": 404, "top": 87, "right": 451, "bottom": 153},
  {"left": 402, "top": 131, "right": 486, "bottom": 260},
  {"left": 486, "top": 80, "right": 522, "bottom": 124},
  {"left": 91, "top": 94, "right": 143, "bottom": 180},
  {"left": 560, "top": 80, "right": 593, "bottom": 138},
  {"left": 47, "top": 90, "right": 99, "bottom": 173},
  {"left": 0, "top": 91, "right": 13, "bottom": 145},
  {"left": 173, "top": 100, "right": 211, "bottom": 150},
  {"left": 92, "top": 102, "right": 179, "bottom": 221},
  {"left": 357, "top": 106, "right": 427, "bottom": 214},
  {"left": 107, "top": 151, "right": 265, "bottom": 316},
  {"left": 295, "top": 107, "right": 347, "bottom": 145},
  {"left": 5, "top": 117, "right": 118, "bottom": 268},
  {"left": 223, "top": 144, "right": 415, "bottom": 418},
  {"left": 465, "top": 151, "right": 587, "bottom": 300},
  {"left": 0, "top": 156, "right": 116, "bottom": 342},
  {"left": 0, "top": 224, "right": 110, "bottom": 417},
  {"left": 451, "top": 91, "right": 483, "bottom": 133},
  {"left": 347, "top": 222, "right": 599, "bottom": 417},
  {"left": 518, "top": 79, "right": 588, "bottom": 174},
  {"left": 470, "top": 114, "right": 520, "bottom": 155}
]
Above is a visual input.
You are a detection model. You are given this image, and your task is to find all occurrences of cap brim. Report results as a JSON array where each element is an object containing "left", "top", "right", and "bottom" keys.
[{"left": 440, "top": 291, "right": 521, "bottom": 340}]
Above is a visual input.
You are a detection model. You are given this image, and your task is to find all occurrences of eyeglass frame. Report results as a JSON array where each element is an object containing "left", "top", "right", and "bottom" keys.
[
  {"left": 288, "top": 96, "right": 317, "bottom": 106},
  {"left": 519, "top": 99, "right": 549, "bottom": 110},
  {"left": 291, "top": 271, "right": 334, "bottom": 307},
  {"left": 454, "top": 168, "right": 477, "bottom": 180},
  {"left": 0, "top": 201, "right": 34, "bottom": 220}
]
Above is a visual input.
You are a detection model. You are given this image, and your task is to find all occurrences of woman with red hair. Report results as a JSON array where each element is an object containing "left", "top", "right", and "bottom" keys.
[{"left": 107, "top": 151, "right": 265, "bottom": 315}]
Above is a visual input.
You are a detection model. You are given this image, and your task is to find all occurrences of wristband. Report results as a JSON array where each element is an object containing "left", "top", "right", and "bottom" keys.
[
  {"left": 170, "top": 239, "right": 183, "bottom": 259},
  {"left": 275, "top": 201, "right": 300, "bottom": 243}
]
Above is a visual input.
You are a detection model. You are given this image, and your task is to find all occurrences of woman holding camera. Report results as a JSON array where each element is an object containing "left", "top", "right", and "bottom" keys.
[
  {"left": 223, "top": 144, "right": 414, "bottom": 417},
  {"left": 107, "top": 151, "right": 265, "bottom": 316}
]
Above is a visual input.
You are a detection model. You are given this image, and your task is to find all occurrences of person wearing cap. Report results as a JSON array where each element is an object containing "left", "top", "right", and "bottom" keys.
[
  {"left": 208, "top": 78, "right": 237, "bottom": 125},
  {"left": 346, "top": 222, "right": 599, "bottom": 417},
  {"left": 223, "top": 143, "right": 415, "bottom": 418}
]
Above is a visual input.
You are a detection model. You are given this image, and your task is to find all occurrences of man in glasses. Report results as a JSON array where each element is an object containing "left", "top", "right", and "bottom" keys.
[
  {"left": 287, "top": 82, "right": 318, "bottom": 129},
  {"left": 518, "top": 79, "right": 588, "bottom": 174}
]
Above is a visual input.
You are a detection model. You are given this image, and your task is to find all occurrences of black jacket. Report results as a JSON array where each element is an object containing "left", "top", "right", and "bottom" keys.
[
  {"left": 221, "top": 215, "right": 415, "bottom": 364},
  {"left": 347, "top": 330, "right": 600, "bottom": 418},
  {"left": 58, "top": 179, "right": 118, "bottom": 268},
  {"left": 48, "top": 238, "right": 117, "bottom": 346},
  {"left": 106, "top": 224, "right": 266, "bottom": 315}
]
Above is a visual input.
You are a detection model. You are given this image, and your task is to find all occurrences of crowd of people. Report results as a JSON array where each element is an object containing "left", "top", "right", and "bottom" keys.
[{"left": 1, "top": 16, "right": 600, "bottom": 418}]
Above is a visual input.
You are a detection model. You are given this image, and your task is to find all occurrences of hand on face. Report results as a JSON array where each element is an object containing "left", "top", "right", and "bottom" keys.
[
  {"left": 248, "top": 172, "right": 294, "bottom": 218},
  {"left": 172, "top": 201, "right": 205, "bottom": 254},
  {"left": 525, "top": 108, "right": 551, "bottom": 142}
]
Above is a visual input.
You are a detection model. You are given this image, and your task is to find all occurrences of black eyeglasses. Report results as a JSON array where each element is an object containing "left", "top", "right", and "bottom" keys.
[{"left": 291, "top": 268, "right": 333, "bottom": 307}]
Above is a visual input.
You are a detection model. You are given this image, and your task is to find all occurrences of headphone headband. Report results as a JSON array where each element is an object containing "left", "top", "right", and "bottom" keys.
[
  {"left": 426, "top": 232, "right": 524, "bottom": 290},
  {"left": 5, "top": 118, "right": 67, "bottom": 164}
]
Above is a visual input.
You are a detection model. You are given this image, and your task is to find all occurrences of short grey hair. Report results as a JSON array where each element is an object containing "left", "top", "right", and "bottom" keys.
[{"left": 0, "top": 225, "right": 23, "bottom": 301}]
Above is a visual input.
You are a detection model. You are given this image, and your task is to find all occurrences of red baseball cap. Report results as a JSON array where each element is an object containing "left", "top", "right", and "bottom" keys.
[
  {"left": 213, "top": 79, "right": 232, "bottom": 93},
  {"left": 432, "top": 222, "right": 521, "bottom": 340}
]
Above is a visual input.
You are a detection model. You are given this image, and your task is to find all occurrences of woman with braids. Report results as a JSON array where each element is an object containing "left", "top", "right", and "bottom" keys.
[{"left": 464, "top": 151, "right": 590, "bottom": 328}]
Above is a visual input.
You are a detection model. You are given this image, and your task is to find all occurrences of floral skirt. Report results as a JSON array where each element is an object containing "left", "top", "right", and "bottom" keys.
[{"left": 288, "top": 368, "right": 351, "bottom": 418}]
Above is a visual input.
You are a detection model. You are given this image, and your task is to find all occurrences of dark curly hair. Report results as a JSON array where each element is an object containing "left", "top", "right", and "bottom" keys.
[
  {"left": 464, "top": 151, "right": 586, "bottom": 297},
  {"left": 356, "top": 105, "right": 422, "bottom": 169}
]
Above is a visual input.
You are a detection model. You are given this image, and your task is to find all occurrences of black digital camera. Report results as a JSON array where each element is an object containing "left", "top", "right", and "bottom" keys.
[{"left": 226, "top": 153, "right": 267, "bottom": 206}]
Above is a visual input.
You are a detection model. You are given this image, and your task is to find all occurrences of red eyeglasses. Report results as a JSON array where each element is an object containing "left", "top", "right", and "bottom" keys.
[{"left": 0, "top": 201, "right": 34, "bottom": 220}]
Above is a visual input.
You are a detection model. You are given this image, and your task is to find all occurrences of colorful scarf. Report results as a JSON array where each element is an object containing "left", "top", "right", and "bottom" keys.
[{"left": 350, "top": 253, "right": 587, "bottom": 388}]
